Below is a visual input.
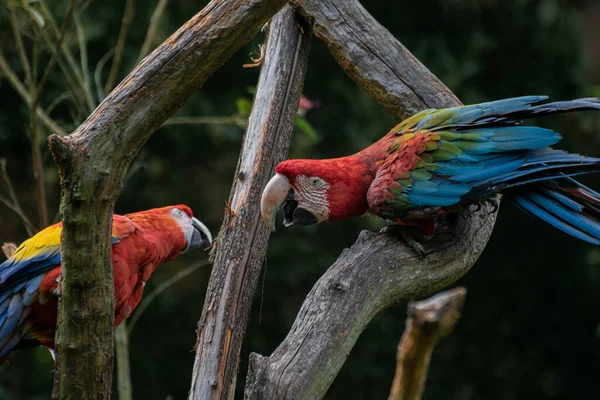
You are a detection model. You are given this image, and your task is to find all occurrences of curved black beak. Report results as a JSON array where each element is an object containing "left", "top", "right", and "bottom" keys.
[{"left": 187, "top": 217, "right": 213, "bottom": 252}]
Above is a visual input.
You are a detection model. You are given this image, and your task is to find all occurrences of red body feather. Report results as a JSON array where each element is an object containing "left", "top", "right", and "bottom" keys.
[{"left": 21, "top": 206, "right": 189, "bottom": 350}]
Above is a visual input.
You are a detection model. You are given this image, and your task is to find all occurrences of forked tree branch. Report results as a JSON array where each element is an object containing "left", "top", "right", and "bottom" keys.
[
  {"left": 46, "top": 0, "right": 287, "bottom": 397},
  {"left": 245, "top": 212, "right": 495, "bottom": 399},
  {"left": 188, "top": 6, "right": 311, "bottom": 399},
  {"left": 244, "top": 1, "right": 499, "bottom": 398}
]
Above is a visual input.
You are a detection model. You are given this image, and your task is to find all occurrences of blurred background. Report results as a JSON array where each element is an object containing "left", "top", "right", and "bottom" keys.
[{"left": 0, "top": 0, "right": 599, "bottom": 399}]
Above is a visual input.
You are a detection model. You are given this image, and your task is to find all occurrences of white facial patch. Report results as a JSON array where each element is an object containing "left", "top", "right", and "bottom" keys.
[
  {"left": 295, "top": 175, "right": 330, "bottom": 221},
  {"left": 169, "top": 208, "right": 194, "bottom": 249}
]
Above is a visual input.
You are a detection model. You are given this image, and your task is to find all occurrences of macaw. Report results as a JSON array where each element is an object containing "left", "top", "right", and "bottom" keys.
[
  {"left": 261, "top": 96, "right": 600, "bottom": 245},
  {"left": 0, "top": 205, "right": 212, "bottom": 362}
]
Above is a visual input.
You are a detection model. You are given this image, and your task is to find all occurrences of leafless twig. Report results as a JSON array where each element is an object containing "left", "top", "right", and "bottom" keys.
[
  {"left": 136, "top": 0, "right": 169, "bottom": 64},
  {"left": 7, "top": 6, "right": 32, "bottom": 88},
  {"left": 388, "top": 287, "right": 467, "bottom": 400},
  {"left": 29, "top": 0, "right": 77, "bottom": 229},
  {"left": 0, "top": 52, "right": 68, "bottom": 136},
  {"left": 115, "top": 324, "right": 133, "bottom": 400},
  {"left": 0, "top": 159, "right": 37, "bottom": 236},
  {"left": 127, "top": 260, "right": 209, "bottom": 333},
  {"left": 105, "top": 0, "right": 135, "bottom": 93}
]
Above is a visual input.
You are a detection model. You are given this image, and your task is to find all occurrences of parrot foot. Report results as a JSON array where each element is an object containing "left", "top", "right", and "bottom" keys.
[
  {"left": 380, "top": 224, "right": 429, "bottom": 258},
  {"left": 51, "top": 275, "right": 62, "bottom": 296},
  {"left": 470, "top": 197, "right": 500, "bottom": 214}
]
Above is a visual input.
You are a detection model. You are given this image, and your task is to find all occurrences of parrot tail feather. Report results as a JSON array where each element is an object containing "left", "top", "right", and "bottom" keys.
[
  {"left": 519, "top": 98, "right": 600, "bottom": 119},
  {"left": 473, "top": 97, "right": 600, "bottom": 127},
  {"left": 512, "top": 181, "right": 600, "bottom": 245}
]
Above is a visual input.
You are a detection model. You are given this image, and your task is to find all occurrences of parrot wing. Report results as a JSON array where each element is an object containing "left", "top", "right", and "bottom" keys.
[
  {"left": 367, "top": 96, "right": 600, "bottom": 242},
  {"left": 0, "top": 215, "right": 136, "bottom": 358}
]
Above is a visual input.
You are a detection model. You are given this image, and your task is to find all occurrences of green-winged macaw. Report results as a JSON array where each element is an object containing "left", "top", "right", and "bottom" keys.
[
  {"left": 0, "top": 205, "right": 212, "bottom": 361},
  {"left": 261, "top": 96, "right": 600, "bottom": 244}
]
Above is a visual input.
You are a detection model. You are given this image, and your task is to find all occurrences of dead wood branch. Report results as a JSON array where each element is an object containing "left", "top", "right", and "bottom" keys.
[
  {"left": 244, "top": 213, "right": 493, "bottom": 400},
  {"left": 46, "top": 0, "right": 287, "bottom": 398},
  {"left": 290, "top": 0, "right": 460, "bottom": 120},
  {"left": 388, "top": 287, "right": 467, "bottom": 400},
  {"left": 188, "top": 6, "right": 311, "bottom": 399}
]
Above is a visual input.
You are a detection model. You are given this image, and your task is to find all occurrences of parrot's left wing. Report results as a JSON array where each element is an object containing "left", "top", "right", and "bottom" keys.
[{"left": 367, "top": 96, "right": 600, "bottom": 223}]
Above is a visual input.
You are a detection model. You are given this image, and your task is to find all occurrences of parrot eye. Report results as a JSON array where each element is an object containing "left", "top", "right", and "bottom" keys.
[{"left": 309, "top": 177, "right": 324, "bottom": 188}]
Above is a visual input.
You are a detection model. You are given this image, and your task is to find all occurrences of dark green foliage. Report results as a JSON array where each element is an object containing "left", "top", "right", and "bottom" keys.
[{"left": 0, "top": 0, "right": 598, "bottom": 399}]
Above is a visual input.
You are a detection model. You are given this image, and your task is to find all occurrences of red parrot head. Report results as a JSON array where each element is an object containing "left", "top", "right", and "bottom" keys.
[
  {"left": 261, "top": 157, "right": 374, "bottom": 231},
  {"left": 149, "top": 205, "right": 213, "bottom": 252}
]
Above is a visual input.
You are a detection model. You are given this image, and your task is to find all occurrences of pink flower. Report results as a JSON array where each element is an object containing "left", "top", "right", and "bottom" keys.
[{"left": 298, "top": 95, "right": 321, "bottom": 115}]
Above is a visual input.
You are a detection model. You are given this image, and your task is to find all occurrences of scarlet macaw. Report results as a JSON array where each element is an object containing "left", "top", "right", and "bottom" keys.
[
  {"left": 261, "top": 96, "right": 600, "bottom": 244},
  {"left": 0, "top": 204, "right": 212, "bottom": 361}
]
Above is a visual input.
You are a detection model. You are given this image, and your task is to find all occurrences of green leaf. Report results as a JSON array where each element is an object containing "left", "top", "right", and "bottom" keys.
[
  {"left": 588, "top": 86, "right": 600, "bottom": 98},
  {"left": 235, "top": 98, "right": 252, "bottom": 116},
  {"left": 294, "top": 116, "right": 318, "bottom": 140}
]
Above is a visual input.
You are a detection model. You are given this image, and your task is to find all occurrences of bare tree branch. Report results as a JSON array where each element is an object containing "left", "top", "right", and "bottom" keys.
[
  {"left": 244, "top": 1, "right": 499, "bottom": 398},
  {"left": 7, "top": 6, "right": 32, "bottom": 88},
  {"left": 137, "top": 0, "right": 170, "bottom": 64},
  {"left": 388, "top": 287, "right": 466, "bottom": 400},
  {"left": 0, "top": 159, "right": 37, "bottom": 236},
  {"left": 39, "top": 0, "right": 96, "bottom": 112},
  {"left": 46, "top": 0, "right": 287, "bottom": 397},
  {"left": 188, "top": 6, "right": 311, "bottom": 399},
  {"left": 244, "top": 212, "right": 494, "bottom": 399},
  {"left": 115, "top": 324, "right": 133, "bottom": 400},
  {"left": 30, "top": 0, "right": 77, "bottom": 230},
  {"left": 0, "top": 52, "right": 69, "bottom": 136},
  {"left": 73, "top": 10, "right": 93, "bottom": 101},
  {"left": 105, "top": 0, "right": 135, "bottom": 93},
  {"left": 290, "top": 0, "right": 461, "bottom": 120},
  {"left": 127, "top": 260, "right": 210, "bottom": 334}
]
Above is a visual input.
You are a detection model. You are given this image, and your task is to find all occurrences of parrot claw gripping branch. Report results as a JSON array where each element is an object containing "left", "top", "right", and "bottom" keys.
[
  {"left": 262, "top": 96, "right": 600, "bottom": 247},
  {"left": 0, "top": 205, "right": 212, "bottom": 362}
]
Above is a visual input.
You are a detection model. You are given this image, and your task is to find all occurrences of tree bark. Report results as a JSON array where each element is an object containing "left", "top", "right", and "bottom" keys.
[
  {"left": 244, "top": 211, "right": 494, "bottom": 400},
  {"left": 47, "top": 0, "right": 287, "bottom": 398},
  {"left": 290, "top": 0, "right": 461, "bottom": 120},
  {"left": 188, "top": 6, "right": 311, "bottom": 399},
  {"left": 244, "top": 1, "right": 500, "bottom": 399},
  {"left": 388, "top": 287, "right": 466, "bottom": 400}
]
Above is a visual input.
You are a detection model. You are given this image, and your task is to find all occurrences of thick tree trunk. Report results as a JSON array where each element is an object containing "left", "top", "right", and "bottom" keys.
[
  {"left": 47, "top": 0, "right": 286, "bottom": 398},
  {"left": 188, "top": 6, "right": 311, "bottom": 399}
]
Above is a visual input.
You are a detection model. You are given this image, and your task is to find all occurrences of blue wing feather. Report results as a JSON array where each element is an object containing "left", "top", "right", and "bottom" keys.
[
  {"left": 381, "top": 96, "right": 600, "bottom": 244},
  {"left": 513, "top": 191, "right": 600, "bottom": 245}
]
